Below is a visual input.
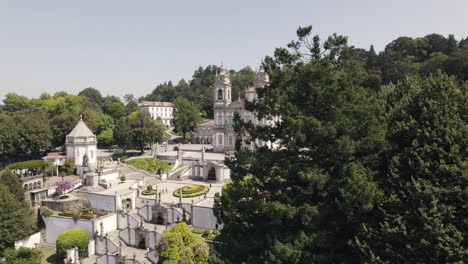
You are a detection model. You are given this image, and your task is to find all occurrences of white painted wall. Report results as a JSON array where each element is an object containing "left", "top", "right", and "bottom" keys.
[
  {"left": 15, "top": 232, "right": 41, "bottom": 249},
  {"left": 43, "top": 216, "right": 94, "bottom": 243},
  {"left": 66, "top": 145, "right": 97, "bottom": 168},
  {"left": 95, "top": 214, "right": 117, "bottom": 236},
  {"left": 81, "top": 192, "right": 116, "bottom": 212},
  {"left": 42, "top": 213, "right": 116, "bottom": 244},
  {"left": 99, "top": 172, "right": 119, "bottom": 183}
]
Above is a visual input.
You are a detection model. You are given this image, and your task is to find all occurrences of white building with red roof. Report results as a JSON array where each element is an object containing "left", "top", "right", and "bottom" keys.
[{"left": 138, "top": 101, "right": 174, "bottom": 126}]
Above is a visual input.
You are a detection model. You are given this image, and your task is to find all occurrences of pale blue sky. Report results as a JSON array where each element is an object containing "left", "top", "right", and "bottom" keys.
[{"left": 1, "top": 0, "right": 467, "bottom": 100}]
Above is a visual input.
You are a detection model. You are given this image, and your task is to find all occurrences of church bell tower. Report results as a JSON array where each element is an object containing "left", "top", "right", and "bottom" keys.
[{"left": 214, "top": 64, "right": 232, "bottom": 106}]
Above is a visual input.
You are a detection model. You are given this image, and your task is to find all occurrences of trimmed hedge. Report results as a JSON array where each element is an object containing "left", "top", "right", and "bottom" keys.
[
  {"left": 56, "top": 228, "right": 89, "bottom": 258},
  {"left": 7, "top": 160, "right": 52, "bottom": 170},
  {"left": 142, "top": 190, "right": 156, "bottom": 196},
  {"left": 173, "top": 184, "right": 209, "bottom": 198}
]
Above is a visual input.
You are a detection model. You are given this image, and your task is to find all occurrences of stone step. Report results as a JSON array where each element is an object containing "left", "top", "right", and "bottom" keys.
[{"left": 36, "top": 242, "right": 55, "bottom": 249}]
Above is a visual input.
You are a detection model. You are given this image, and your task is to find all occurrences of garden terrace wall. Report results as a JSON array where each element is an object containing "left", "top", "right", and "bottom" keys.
[
  {"left": 42, "top": 213, "right": 116, "bottom": 243},
  {"left": 42, "top": 196, "right": 82, "bottom": 211}
]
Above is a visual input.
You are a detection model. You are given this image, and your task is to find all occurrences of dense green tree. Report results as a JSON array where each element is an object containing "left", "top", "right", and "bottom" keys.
[
  {"left": 146, "top": 81, "right": 177, "bottom": 102},
  {"left": 78, "top": 87, "right": 104, "bottom": 108},
  {"left": 49, "top": 112, "right": 80, "bottom": 147},
  {"left": 114, "top": 116, "right": 132, "bottom": 151},
  {"left": 38, "top": 92, "right": 83, "bottom": 117},
  {"left": 1, "top": 247, "right": 43, "bottom": 264},
  {"left": 59, "top": 159, "right": 76, "bottom": 176},
  {"left": 97, "top": 129, "right": 114, "bottom": 148},
  {"left": 0, "top": 170, "right": 26, "bottom": 202},
  {"left": 217, "top": 26, "right": 387, "bottom": 263},
  {"left": 14, "top": 113, "right": 52, "bottom": 158},
  {"left": 2, "top": 93, "right": 30, "bottom": 113},
  {"left": 102, "top": 96, "right": 126, "bottom": 120},
  {"left": 114, "top": 110, "right": 164, "bottom": 153},
  {"left": 124, "top": 94, "right": 139, "bottom": 114},
  {"left": 173, "top": 97, "right": 202, "bottom": 143},
  {"left": 0, "top": 184, "right": 35, "bottom": 252},
  {"left": 230, "top": 66, "right": 256, "bottom": 99},
  {"left": 356, "top": 73, "right": 467, "bottom": 263},
  {"left": 0, "top": 114, "right": 18, "bottom": 159},
  {"left": 159, "top": 222, "right": 209, "bottom": 264}
]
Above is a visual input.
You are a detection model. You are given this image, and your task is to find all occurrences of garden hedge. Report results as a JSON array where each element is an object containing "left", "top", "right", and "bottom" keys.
[
  {"left": 173, "top": 184, "right": 209, "bottom": 198},
  {"left": 56, "top": 228, "right": 89, "bottom": 257}
]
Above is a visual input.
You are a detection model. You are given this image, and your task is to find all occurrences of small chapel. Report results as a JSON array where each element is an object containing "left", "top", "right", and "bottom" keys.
[{"left": 65, "top": 116, "right": 97, "bottom": 175}]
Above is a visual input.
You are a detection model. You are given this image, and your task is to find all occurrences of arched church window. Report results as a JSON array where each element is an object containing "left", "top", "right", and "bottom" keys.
[{"left": 218, "top": 89, "right": 223, "bottom": 100}]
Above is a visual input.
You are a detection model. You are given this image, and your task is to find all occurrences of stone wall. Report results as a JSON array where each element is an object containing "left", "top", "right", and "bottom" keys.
[
  {"left": 192, "top": 206, "right": 222, "bottom": 230},
  {"left": 81, "top": 192, "right": 116, "bottom": 212}
]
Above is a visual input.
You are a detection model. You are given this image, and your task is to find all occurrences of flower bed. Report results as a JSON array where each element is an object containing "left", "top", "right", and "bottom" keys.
[
  {"left": 126, "top": 158, "right": 171, "bottom": 174},
  {"left": 58, "top": 207, "right": 108, "bottom": 220},
  {"left": 173, "top": 184, "right": 209, "bottom": 198}
]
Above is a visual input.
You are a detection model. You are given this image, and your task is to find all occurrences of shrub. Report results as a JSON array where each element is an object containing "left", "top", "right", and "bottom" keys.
[
  {"left": 147, "top": 185, "right": 153, "bottom": 191},
  {"left": 202, "top": 230, "right": 211, "bottom": 237},
  {"left": 56, "top": 228, "right": 89, "bottom": 258},
  {"left": 120, "top": 175, "right": 126, "bottom": 182},
  {"left": 2, "top": 247, "right": 43, "bottom": 263},
  {"left": 82, "top": 207, "right": 93, "bottom": 214},
  {"left": 112, "top": 153, "right": 129, "bottom": 162},
  {"left": 60, "top": 159, "right": 77, "bottom": 175},
  {"left": 41, "top": 208, "right": 53, "bottom": 217}
]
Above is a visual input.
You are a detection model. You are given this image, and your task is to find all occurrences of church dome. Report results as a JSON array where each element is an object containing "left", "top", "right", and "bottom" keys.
[{"left": 66, "top": 119, "right": 97, "bottom": 144}]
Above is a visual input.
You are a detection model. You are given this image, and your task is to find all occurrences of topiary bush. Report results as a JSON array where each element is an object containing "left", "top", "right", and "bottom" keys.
[
  {"left": 120, "top": 175, "right": 126, "bottom": 182},
  {"left": 56, "top": 228, "right": 89, "bottom": 258},
  {"left": 147, "top": 185, "right": 153, "bottom": 191}
]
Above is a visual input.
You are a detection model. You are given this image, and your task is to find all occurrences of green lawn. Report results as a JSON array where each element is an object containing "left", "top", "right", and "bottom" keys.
[
  {"left": 126, "top": 158, "right": 171, "bottom": 174},
  {"left": 36, "top": 247, "right": 61, "bottom": 264}
]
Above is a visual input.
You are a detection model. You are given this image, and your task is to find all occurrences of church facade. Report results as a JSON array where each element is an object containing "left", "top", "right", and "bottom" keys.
[{"left": 193, "top": 64, "right": 270, "bottom": 153}]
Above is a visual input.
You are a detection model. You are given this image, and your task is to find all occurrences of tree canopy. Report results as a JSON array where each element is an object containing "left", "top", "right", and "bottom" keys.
[
  {"left": 114, "top": 110, "right": 165, "bottom": 153},
  {"left": 159, "top": 222, "right": 209, "bottom": 264},
  {"left": 355, "top": 73, "right": 467, "bottom": 263},
  {"left": 215, "top": 25, "right": 467, "bottom": 263},
  {"left": 0, "top": 184, "right": 35, "bottom": 252},
  {"left": 173, "top": 97, "right": 202, "bottom": 143}
]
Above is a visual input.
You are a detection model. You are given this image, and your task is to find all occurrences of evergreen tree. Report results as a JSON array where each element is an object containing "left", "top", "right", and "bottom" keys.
[
  {"left": 217, "top": 26, "right": 387, "bottom": 263},
  {"left": 0, "top": 170, "right": 26, "bottom": 202},
  {"left": 0, "top": 184, "right": 35, "bottom": 252},
  {"left": 356, "top": 73, "right": 467, "bottom": 263}
]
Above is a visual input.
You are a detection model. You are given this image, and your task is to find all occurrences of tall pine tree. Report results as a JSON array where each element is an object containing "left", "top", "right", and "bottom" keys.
[{"left": 217, "top": 26, "right": 387, "bottom": 263}]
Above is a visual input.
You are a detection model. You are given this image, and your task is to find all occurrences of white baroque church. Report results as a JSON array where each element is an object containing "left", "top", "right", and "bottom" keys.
[{"left": 193, "top": 63, "right": 272, "bottom": 153}]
